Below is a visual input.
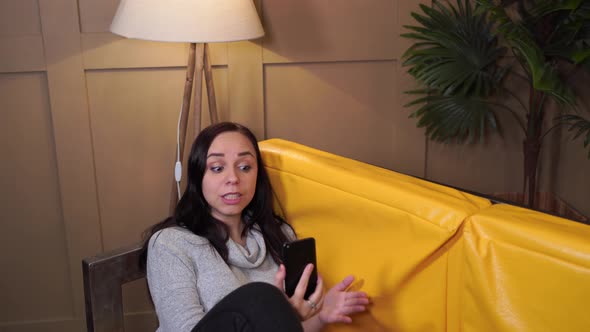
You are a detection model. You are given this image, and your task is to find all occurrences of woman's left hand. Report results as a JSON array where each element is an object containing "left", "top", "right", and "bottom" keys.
[
  {"left": 318, "top": 275, "right": 369, "bottom": 324},
  {"left": 274, "top": 263, "right": 325, "bottom": 320}
]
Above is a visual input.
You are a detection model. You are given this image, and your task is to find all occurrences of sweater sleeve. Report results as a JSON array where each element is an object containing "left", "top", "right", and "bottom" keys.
[{"left": 147, "top": 230, "right": 205, "bottom": 332}]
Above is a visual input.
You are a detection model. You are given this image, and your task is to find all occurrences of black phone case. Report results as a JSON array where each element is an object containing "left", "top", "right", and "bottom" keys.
[{"left": 282, "top": 238, "right": 317, "bottom": 299}]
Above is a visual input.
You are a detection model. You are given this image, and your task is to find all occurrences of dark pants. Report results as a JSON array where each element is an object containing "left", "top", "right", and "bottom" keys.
[{"left": 191, "top": 282, "right": 303, "bottom": 332}]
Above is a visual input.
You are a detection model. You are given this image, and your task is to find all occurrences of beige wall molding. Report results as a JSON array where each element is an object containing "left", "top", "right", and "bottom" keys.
[{"left": 38, "top": 0, "right": 104, "bottom": 322}]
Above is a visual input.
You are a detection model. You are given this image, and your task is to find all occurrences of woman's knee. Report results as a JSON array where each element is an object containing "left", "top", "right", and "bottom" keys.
[
  {"left": 234, "top": 282, "right": 286, "bottom": 304},
  {"left": 200, "top": 282, "right": 302, "bottom": 332}
]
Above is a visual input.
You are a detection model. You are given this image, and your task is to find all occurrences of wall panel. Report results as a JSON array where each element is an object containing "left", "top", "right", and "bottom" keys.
[
  {"left": 265, "top": 61, "right": 399, "bottom": 170},
  {"left": 38, "top": 0, "right": 103, "bottom": 323},
  {"left": 228, "top": 40, "right": 265, "bottom": 139},
  {"left": 396, "top": 0, "right": 431, "bottom": 59},
  {"left": 393, "top": 0, "right": 431, "bottom": 177},
  {"left": 0, "top": 0, "right": 41, "bottom": 35},
  {"left": 557, "top": 131, "right": 590, "bottom": 218},
  {"left": 262, "top": 0, "right": 396, "bottom": 63},
  {"left": 0, "top": 36, "right": 46, "bottom": 73},
  {"left": 395, "top": 68, "right": 426, "bottom": 177},
  {"left": 86, "top": 68, "right": 181, "bottom": 250},
  {"left": 555, "top": 70, "right": 590, "bottom": 217},
  {"left": 0, "top": 73, "right": 72, "bottom": 322},
  {"left": 86, "top": 67, "right": 229, "bottom": 250},
  {"left": 78, "top": 0, "right": 119, "bottom": 33},
  {"left": 0, "top": 0, "right": 45, "bottom": 73},
  {"left": 425, "top": 83, "right": 525, "bottom": 195}
]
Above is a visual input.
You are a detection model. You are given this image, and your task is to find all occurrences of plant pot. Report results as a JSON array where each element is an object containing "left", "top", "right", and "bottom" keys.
[{"left": 491, "top": 191, "right": 588, "bottom": 224}]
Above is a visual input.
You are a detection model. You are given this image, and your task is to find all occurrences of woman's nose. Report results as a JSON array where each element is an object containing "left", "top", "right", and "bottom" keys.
[{"left": 226, "top": 169, "right": 239, "bottom": 184}]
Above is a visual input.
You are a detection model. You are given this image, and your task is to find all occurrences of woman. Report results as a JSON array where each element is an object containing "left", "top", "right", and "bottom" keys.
[{"left": 141, "top": 122, "right": 369, "bottom": 332}]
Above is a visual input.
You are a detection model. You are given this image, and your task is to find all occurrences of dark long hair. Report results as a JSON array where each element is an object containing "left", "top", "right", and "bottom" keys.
[{"left": 139, "top": 122, "right": 292, "bottom": 269}]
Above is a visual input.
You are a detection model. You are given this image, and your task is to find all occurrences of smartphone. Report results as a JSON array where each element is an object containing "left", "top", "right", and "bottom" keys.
[{"left": 282, "top": 237, "right": 318, "bottom": 299}]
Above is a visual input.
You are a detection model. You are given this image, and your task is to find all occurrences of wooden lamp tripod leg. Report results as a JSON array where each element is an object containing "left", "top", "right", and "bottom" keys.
[
  {"left": 203, "top": 43, "right": 218, "bottom": 124},
  {"left": 168, "top": 42, "right": 219, "bottom": 214},
  {"left": 168, "top": 43, "right": 198, "bottom": 214}
]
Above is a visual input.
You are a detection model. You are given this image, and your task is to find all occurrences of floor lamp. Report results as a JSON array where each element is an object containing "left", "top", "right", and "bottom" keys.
[{"left": 110, "top": 0, "right": 264, "bottom": 213}]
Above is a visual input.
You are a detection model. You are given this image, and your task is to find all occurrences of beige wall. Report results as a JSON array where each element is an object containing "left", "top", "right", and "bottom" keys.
[{"left": 1, "top": 0, "right": 588, "bottom": 331}]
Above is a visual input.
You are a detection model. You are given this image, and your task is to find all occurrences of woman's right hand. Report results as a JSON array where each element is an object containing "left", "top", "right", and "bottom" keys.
[{"left": 274, "top": 263, "right": 324, "bottom": 320}]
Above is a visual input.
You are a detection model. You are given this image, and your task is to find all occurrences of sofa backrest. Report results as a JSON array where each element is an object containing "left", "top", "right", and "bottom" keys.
[
  {"left": 260, "top": 139, "right": 491, "bottom": 331},
  {"left": 447, "top": 204, "right": 590, "bottom": 332}
]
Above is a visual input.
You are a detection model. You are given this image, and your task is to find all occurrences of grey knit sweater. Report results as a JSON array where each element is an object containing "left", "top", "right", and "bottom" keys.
[{"left": 147, "top": 225, "right": 295, "bottom": 332}]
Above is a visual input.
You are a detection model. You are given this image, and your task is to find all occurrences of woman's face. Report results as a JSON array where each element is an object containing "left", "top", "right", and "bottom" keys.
[{"left": 202, "top": 131, "right": 258, "bottom": 226}]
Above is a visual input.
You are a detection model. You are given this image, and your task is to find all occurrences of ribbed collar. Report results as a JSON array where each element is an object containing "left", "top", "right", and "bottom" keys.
[{"left": 226, "top": 228, "right": 267, "bottom": 268}]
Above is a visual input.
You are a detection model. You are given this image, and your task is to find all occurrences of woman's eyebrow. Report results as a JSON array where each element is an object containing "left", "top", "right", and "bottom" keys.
[{"left": 207, "top": 151, "right": 254, "bottom": 158}]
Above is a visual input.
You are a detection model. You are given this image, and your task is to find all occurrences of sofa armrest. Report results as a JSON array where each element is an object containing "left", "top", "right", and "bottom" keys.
[{"left": 82, "top": 244, "right": 145, "bottom": 332}]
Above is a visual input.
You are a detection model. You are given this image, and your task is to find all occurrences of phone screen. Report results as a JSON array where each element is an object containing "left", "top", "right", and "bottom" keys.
[{"left": 282, "top": 238, "right": 317, "bottom": 299}]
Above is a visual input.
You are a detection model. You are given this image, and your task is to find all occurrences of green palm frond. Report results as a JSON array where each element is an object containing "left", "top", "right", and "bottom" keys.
[
  {"left": 532, "top": 1, "right": 590, "bottom": 65},
  {"left": 527, "top": 0, "right": 585, "bottom": 18},
  {"left": 476, "top": 0, "right": 577, "bottom": 106},
  {"left": 402, "top": 0, "right": 590, "bottom": 146},
  {"left": 402, "top": 0, "right": 508, "bottom": 98},
  {"left": 528, "top": 0, "right": 585, "bottom": 19},
  {"left": 400, "top": 0, "right": 507, "bottom": 143},
  {"left": 404, "top": 90, "right": 499, "bottom": 144},
  {"left": 560, "top": 114, "right": 590, "bottom": 158}
]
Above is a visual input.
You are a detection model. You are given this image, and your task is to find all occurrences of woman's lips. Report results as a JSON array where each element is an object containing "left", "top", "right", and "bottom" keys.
[{"left": 221, "top": 193, "right": 242, "bottom": 204}]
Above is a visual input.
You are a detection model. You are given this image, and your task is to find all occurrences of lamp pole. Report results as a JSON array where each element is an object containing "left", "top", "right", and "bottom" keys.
[{"left": 168, "top": 43, "right": 218, "bottom": 213}]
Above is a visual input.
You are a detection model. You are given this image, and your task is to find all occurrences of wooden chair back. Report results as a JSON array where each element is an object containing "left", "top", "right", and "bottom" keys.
[{"left": 82, "top": 244, "right": 145, "bottom": 332}]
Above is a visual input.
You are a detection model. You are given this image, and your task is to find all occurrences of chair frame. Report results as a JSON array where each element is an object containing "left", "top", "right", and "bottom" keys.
[{"left": 82, "top": 244, "right": 145, "bottom": 332}]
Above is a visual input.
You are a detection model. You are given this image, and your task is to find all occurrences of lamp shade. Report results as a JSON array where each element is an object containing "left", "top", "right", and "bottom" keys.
[{"left": 110, "top": 0, "right": 265, "bottom": 43}]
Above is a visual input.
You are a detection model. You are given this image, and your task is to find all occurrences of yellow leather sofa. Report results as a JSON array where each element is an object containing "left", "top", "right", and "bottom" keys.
[{"left": 260, "top": 139, "right": 590, "bottom": 332}]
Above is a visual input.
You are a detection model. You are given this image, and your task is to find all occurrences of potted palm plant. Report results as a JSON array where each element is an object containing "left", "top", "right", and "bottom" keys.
[{"left": 401, "top": 0, "right": 590, "bottom": 219}]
